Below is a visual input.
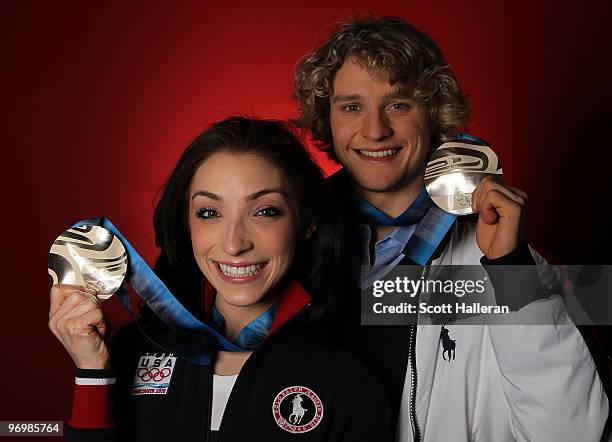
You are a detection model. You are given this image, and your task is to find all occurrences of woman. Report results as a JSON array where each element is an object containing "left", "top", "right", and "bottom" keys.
[{"left": 49, "top": 117, "right": 390, "bottom": 441}]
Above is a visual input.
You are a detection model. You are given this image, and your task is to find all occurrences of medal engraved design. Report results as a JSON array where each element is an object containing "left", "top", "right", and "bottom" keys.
[
  {"left": 425, "top": 141, "right": 503, "bottom": 215},
  {"left": 48, "top": 224, "right": 127, "bottom": 300}
]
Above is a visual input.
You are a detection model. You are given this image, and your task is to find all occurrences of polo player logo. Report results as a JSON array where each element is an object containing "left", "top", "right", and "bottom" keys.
[
  {"left": 289, "top": 394, "right": 308, "bottom": 425},
  {"left": 272, "top": 386, "right": 324, "bottom": 433},
  {"left": 440, "top": 325, "right": 456, "bottom": 361}
]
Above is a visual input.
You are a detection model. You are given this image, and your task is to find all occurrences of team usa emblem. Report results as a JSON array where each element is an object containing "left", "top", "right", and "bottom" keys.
[
  {"left": 272, "top": 386, "right": 323, "bottom": 434},
  {"left": 132, "top": 353, "right": 176, "bottom": 395}
]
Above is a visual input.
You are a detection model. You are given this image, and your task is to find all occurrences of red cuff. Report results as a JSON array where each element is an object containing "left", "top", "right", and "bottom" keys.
[{"left": 69, "top": 373, "right": 116, "bottom": 429}]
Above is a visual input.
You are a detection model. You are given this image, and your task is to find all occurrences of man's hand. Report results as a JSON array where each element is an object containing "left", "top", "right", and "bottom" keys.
[
  {"left": 48, "top": 284, "right": 111, "bottom": 369},
  {"left": 471, "top": 176, "right": 527, "bottom": 259}
]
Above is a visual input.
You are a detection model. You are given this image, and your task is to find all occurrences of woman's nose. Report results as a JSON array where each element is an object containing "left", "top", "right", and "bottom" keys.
[{"left": 221, "top": 221, "right": 254, "bottom": 256}]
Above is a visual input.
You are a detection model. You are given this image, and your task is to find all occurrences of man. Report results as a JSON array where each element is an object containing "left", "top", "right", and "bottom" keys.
[{"left": 293, "top": 16, "right": 608, "bottom": 441}]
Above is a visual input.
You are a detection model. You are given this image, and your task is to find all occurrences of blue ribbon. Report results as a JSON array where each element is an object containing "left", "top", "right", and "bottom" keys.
[
  {"left": 351, "top": 134, "right": 490, "bottom": 265},
  {"left": 71, "top": 217, "right": 244, "bottom": 364},
  {"left": 353, "top": 189, "right": 456, "bottom": 265},
  {"left": 401, "top": 204, "right": 456, "bottom": 265},
  {"left": 212, "top": 303, "right": 278, "bottom": 350},
  {"left": 352, "top": 188, "right": 431, "bottom": 227},
  {"left": 456, "top": 133, "right": 488, "bottom": 145}
]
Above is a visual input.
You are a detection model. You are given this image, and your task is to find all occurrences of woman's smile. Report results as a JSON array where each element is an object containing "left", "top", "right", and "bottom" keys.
[{"left": 213, "top": 260, "right": 269, "bottom": 284}]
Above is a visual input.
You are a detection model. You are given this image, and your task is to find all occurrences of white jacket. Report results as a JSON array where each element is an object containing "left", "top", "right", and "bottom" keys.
[{"left": 395, "top": 220, "right": 609, "bottom": 441}]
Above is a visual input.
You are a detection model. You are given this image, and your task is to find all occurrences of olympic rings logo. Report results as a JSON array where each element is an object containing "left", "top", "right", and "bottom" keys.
[
  {"left": 454, "top": 191, "right": 472, "bottom": 207},
  {"left": 137, "top": 367, "right": 171, "bottom": 382}
]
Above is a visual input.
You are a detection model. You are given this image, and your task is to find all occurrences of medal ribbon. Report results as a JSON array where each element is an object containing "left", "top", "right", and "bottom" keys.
[
  {"left": 212, "top": 303, "right": 278, "bottom": 350},
  {"left": 353, "top": 188, "right": 457, "bottom": 265},
  {"left": 72, "top": 217, "right": 243, "bottom": 364},
  {"left": 353, "top": 188, "right": 431, "bottom": 227}
]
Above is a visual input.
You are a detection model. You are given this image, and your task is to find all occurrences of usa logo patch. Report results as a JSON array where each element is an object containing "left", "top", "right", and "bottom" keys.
[
  {"left": 132, "top": 353, "right": 176, "bottom": 395},
  {"left": 272, "top": 386, "right": 323, "bottom": 434}
]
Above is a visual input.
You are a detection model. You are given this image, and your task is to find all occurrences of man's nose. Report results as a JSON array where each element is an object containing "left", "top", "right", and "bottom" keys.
[
  {"left": 361, "top": 110, "right": 392, "bottom": 141},
  {"left": 221, "top": 221, "right": 253, "bottom": 256}
]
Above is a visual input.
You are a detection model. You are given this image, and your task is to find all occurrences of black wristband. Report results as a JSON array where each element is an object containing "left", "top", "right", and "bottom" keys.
[
  {"left": 75, "top": 368, "right": 117, "bottom": 379},
  {"left": 480, "top": 241, "right": 536, "bottom": 265},
  {"left": 480, "top": 242, "right": 548, "bottom": 311}
]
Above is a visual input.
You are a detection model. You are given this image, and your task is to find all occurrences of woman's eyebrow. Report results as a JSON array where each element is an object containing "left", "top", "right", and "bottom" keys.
[
  {"left": 246, "top": 188, "right": 288, "bottom": 201},
  {"left": 191, "top": 188, "right": 288, "bottom": 201},
  {"left": 191, "top": 190, "right": 221, "bottom": 201}
]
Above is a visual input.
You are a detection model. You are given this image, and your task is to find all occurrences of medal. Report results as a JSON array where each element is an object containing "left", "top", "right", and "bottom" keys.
[
  {"left": 46, "top": 218, "right": 243, "bottom": 364},
  {"left": 425, "top": 140, "right": 503, "bottom": 215},
  {"left": 48, "top": 224, "right": 127, "bottom": 300}
]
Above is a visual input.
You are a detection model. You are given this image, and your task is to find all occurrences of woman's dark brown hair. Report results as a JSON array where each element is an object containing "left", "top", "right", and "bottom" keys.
[{"left": 151, "top": 116, "right": 343, "bottom": 323}]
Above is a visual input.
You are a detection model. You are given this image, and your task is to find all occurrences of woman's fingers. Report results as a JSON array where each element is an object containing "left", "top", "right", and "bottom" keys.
[
  {"left": 60, "top": 307, "right": 107, "bottom": 340},
  {"left": 49, "top": 284, "right": 98, "bottom": 319},
  {"left": 48, "top": 284, "right": 110, "bottom": 369},
  {"left": 52, "top": 297, "right": 101, "bottom": 337},
  {"left": 49, "top": 289, "right": 101, "bottom": 333}
]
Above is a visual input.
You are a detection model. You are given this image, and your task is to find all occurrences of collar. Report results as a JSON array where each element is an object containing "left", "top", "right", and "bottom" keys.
[
  {"left": 211, "top": 303, "right": 277, "bottom": 350},
  {"left": 203, "top": 279, "right": 312, "bottom": 346},
  {"left": 352, "top": 187, "right": 432, "bottom": 227}
]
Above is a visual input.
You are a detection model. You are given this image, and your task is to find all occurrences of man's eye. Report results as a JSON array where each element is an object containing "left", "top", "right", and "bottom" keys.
[
  {"left": 388, "top": 102, "right": 411, "bottom": 111},
  {"left": 255, "top": 206, "right": 282, "bottom": 217},
  {"left": 342, "top": 104, "right": 360, "bottom": 112},
  {"left": 196, "top": 207, "right": 220, "bottom": 219}
]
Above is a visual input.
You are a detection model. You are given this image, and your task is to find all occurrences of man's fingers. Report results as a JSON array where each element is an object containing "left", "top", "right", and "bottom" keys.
[
  {"left": 478, "top": 189, "right": 522, "bottom": 224},
  {"left": 503, "top": 184, "right": 528, "bottom": 200},
  {"left": 472, "top": 177, "right": 526, "bottom": 213}
]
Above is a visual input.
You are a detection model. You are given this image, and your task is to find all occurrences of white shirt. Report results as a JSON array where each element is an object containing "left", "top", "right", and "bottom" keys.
[{"left": 211, "top": 374, "right": 238, "bottom": 431}]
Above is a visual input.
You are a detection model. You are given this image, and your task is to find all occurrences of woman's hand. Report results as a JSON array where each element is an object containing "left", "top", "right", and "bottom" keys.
[{"left": 48, "top": 284, "right": 111, "bottom": 369}]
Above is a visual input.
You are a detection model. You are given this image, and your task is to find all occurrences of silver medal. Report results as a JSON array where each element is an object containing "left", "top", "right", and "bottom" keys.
[
  {"left": 425, "top": 140, "right": 503, "bottom": 215},
  {"left": 48, "top": 224, "right": 128, "bottom": 300}
]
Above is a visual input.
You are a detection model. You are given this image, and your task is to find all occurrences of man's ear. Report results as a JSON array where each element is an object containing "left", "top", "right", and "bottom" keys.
[{"left": 301, "top": 223, "right": 317, "bottom": 240}]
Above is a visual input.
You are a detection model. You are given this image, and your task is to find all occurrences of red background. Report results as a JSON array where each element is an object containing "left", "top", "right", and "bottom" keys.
[{"left": 1, "top": 0, "right": 611, "bottom": 436}]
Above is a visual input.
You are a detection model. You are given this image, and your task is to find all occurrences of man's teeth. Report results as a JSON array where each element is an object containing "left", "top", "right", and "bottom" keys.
[
  {"left": 218, "top": 263, "right": 263, "bottom": 277},
  {"left": 359, "top": 148, "right": 399, "bottom": 158}
]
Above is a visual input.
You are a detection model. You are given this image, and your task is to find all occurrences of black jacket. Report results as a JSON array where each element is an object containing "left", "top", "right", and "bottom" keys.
[
  {"left": 66, "top": 304, "right": 391, "bottom": 442},
  {"left": 325, "top": 170, "right": 413, "bottom": 436}
]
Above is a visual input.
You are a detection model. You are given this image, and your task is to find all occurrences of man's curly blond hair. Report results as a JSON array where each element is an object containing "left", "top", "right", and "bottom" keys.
[{"left": 293, "top": 16, "right": 471, "bottom": 158}]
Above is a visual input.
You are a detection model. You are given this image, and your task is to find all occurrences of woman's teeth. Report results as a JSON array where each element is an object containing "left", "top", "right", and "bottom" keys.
[
  {"left": 359, "top": 148, "right": 399, "bottom": 158},
  {"left": 218, "top": 263, "right": 263, "bottom": 277}
]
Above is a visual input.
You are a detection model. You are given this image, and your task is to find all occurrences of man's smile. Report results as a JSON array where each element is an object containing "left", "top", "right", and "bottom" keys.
[{"left": 355, "top": 147, "right": 402, "bottom": 160}]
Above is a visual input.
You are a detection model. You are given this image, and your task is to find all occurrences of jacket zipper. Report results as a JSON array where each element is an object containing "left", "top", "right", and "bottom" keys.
[
  {"left": 203, "top": 365, "right": 213, "bottom": 442},
  {"left": 409, "top": 265, "right": 430, "bottom": 442},
  {"left": 215, "top": 304, "right": 311, "bottom": 441},
  {"left": 408, "top": 324, "right": 420, "bottom": 442},
  {"left": 215, "top": 349, "right": 260, "bottom": 442}
]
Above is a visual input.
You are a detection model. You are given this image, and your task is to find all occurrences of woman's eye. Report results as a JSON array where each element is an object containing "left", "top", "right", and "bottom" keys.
[
  {"left": 255, "top": 206, "right": 282, "bottom": 217},
  {"left": 342, "top": 104, "right": 360, "bottom": 112},
  {"left": 196, "top": 207, "right": 220, "bottom": 219}
]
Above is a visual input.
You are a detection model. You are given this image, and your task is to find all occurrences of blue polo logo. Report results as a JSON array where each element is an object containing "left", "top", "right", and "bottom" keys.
[{"left": 440, "top": 326, "right": 456, "bottom": 361}]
